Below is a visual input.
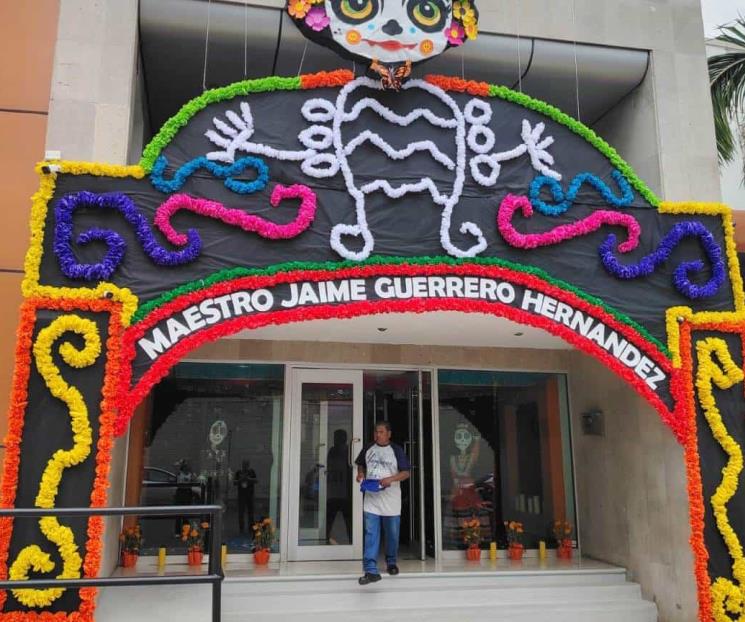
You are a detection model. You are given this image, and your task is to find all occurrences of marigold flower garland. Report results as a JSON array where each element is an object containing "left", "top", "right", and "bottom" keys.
[
  {"left": 117, "top": 261, "right": 674, "bottom": 437},
  {"left": 0, "top": 298, "right": 122, "bottom": 621},
  {"left": 8, "top": 315, "right": 100, "bottom": 608},
  {"left": 695, "top": 338, "right": 745, "bottom": 621}
]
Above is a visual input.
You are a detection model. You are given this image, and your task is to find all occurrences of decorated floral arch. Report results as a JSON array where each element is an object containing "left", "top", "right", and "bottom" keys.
[{"left": 0, "top": 67, "right": 743, "bottom": 622}]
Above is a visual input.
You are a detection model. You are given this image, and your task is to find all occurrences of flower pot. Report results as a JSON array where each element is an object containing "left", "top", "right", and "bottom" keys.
[
  {"left": 187, "top": 548, "right": 203, "bottom": 567},
  {"left": 121, "top": 551, "right": 138, "bottom": 568},
  {"left": 557, "top": 540, "right": 573, "bottom": 560},
  {"left": 508, "top": 544, "right": 524, "bottom": 561},
  {"left": 253, "top": 548, "right": 271, "bottom": 565},
  {"left": 465, "top": 544, "right": 481, "bottom": 561}
]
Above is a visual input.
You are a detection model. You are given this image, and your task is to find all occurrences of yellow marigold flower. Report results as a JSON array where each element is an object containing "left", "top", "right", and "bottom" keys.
[
  {"left": 464, "top": 22, "right": 478, "bottom": 40},
  {"left": 190, "top": 529, "right": 199, "bottom": 537}
]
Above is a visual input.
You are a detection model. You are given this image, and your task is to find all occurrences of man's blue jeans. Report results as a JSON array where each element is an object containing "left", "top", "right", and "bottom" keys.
[{"left": 363, "top": 511, "right": 400, "bottom": 575}]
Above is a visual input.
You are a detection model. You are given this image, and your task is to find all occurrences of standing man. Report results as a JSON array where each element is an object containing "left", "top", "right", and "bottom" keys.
[
  {"left": 355, "top": 421, "right": 411, "bottom": 585},
  {"left": 234, "top": 459, "right": 257, "bottom": 534}
]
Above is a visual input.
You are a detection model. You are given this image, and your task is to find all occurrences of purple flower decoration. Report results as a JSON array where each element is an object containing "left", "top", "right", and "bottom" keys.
[
  {"left": 599, "top": 220, "right": 725, "bottom": 299},
  {"left": 305, "top": 5, "right": 329, "bottom": 32},
  {"left": 54, "top": 191, "right": 201, "bottom": 281}
]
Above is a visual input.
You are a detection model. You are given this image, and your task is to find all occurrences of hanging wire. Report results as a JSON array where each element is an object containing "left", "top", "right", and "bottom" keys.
[
  {"left": 271, "top": 8, "right": 284, "bottom": 75},
  {"left": 202, "top": 0, "right": 213, "bottom": 91},
  {"left": 297, "top": 40, "right": 309, "bottom": 77},
  {"left": 516, "top": 0, "right": 523, "bottom": 92},
  {"left": 571, "top": 0, "right": 581, "bottom": 121},
  {"left": 243, "top": 0, "right": 249, "bottom": 79}
]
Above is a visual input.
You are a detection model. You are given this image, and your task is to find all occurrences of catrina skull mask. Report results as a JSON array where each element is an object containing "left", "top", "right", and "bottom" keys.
[{"left": 287, "top": 0, "right": 479, "bottom": 69}]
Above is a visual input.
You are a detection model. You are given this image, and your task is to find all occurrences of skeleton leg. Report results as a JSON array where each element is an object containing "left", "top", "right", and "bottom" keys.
[{"left": 330, "top": 193, "right": 374, "bottom": 261}]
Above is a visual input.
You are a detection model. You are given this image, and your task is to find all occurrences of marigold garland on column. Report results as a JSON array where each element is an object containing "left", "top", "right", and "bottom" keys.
[
  {"left": 696, "top": 337, "right": 745, "bottom": 621},
  {"left": 7, "top": 315, "right": 100, "bottom": 609}
]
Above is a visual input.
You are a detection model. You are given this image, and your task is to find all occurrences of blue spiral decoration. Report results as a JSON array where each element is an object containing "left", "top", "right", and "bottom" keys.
[
  {"left": 150, "top": 155, "right": 270, "bottom": 194},
  {"left": 599, "top": 220, "right": 725, "bottom": 299},
  {"left": 530, "top": 170, "right": 635, "bottom": 216},
  {"left": 54, "top": 191, "right": 202, "bottom": 281}
]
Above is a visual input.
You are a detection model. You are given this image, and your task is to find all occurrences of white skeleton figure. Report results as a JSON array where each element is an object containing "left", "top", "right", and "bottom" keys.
[{"left": 205, "top": 77, "right": 561, "bottom": 261}]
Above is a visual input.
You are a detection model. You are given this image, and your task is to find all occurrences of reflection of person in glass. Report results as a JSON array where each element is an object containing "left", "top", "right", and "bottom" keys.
[
  {"left": 449, "top": 423, "right": 481, "bottom": 511},
  {"left": 174, "top": 459, "right": 195, "bottom": 536},
  {"left": 234, "top": 459, "right": 257, "bottom": 534},
  {"left": 326, "top": 429, "right": 352, "bottom": 544}
]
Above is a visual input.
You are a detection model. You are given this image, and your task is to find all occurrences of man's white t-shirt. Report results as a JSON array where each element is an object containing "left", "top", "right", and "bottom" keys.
[{"left": 356, "top": 442, "right": 411, "bottom": 517}]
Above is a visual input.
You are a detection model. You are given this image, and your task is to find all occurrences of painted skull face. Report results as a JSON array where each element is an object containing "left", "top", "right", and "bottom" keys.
[
  {"left": 454, "top": 425, "right": 473, "bottom": 452},
  {"left": 327, "top": 0, "right": 452, "bottom": 64}
]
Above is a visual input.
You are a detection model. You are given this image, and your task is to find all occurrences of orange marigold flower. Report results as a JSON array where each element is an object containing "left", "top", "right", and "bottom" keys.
[{"left": 288, "top": 0, "right": 311, "bottom": 19}]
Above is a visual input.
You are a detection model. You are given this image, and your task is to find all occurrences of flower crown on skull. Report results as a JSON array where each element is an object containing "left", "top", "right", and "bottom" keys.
[{"left": 286, "top": 0, "right": 479, "bottom": 85}]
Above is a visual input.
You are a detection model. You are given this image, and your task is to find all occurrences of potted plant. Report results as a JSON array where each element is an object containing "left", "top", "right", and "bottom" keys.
[
  {"left": 461, "top": 517, "right": 482, "bottom": 561},
  {"left": 181, "top": 520, "right": 210, "bottom": 566},
  {"left": 252, "top": 517, "right": 277, "bottom": 565},
  {"left": 119, "top": 523, "right": 143, "bottom": 568},
  {"left": 504, "top": 521, "right": 524, "bottom": 560},
  {"left": 553, "top": 520, "right": 573, "bottom": 559}
]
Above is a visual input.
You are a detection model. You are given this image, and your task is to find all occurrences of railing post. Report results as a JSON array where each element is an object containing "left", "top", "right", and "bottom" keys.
[{"left": 210, "top": 506, "right": 223, "bottom": 622}]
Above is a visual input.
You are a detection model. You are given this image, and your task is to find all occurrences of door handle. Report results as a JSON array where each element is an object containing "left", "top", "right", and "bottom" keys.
[{"left": 349, "top": 437, "right": 361, "bottom": 468}]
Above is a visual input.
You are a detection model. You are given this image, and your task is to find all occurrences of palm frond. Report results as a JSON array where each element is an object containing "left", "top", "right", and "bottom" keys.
[{"left": 708, "top": 18, "right": 745, "bottom": 165}]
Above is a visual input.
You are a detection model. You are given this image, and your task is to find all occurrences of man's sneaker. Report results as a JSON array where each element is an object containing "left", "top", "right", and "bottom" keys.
[
  {"left": 358, "top": 572, "right": 382, "bottom": 585},
  {"left": 387, "top": 565, "right": 399, "bottom": 576}
]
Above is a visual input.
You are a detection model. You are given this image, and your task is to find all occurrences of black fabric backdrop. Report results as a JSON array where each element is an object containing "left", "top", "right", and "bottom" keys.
[
  {"left": 692, "top": 330, "right": 745, "bottom": 587},
  {"left": 4, "top": 309, "right": 109, "bottom": 613},
  {"left": 7, "top": 80, "right": 744, "bottom": 613},
  {"left": 38, "top": 85, "right": 736, "bottom": 349}
]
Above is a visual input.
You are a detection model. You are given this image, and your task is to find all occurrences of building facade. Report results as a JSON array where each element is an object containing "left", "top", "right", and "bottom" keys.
[{"left": 1, "top": 2, "right": 735, "bottom": 621}]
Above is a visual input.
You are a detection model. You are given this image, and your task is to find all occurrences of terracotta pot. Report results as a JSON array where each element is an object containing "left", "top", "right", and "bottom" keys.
[
  {"left": 465, "top": 545, "right": 481, "bottom": 561},
  {"left": 508, "top": 544, "right": 524, "bottom": 561},
  {"left": 121, "top": 551, "right": 138, "bottom": 568},
  {"left": 253, "top": 548, "right": 271, "bottom": 565},
  {"left": 188, "top": 548, "right": 204, "bottom": 566},
  {"left": 557, "top": 540, "right": 573, "bottom": 560}
]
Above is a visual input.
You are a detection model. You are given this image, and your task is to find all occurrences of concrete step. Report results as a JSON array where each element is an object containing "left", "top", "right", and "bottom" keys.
[
  {"left": 222, "top": 582, "right": 644, "bottom": 614},
  {"left": 223, "top": 600, "right": 658, "bottom": 622},
  {"left": 97, "top": 566, "right": 657, "bottom": 622}
]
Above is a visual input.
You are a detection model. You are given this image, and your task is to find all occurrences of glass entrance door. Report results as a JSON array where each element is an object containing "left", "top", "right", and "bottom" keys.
[{"left": 288, "top": 369, "right": 363, "bottom": 561}]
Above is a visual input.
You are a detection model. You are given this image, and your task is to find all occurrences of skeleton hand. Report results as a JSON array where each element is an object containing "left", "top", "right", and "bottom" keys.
[
  {"left": 205, "top": 102, "right": 256, "bottom": 164},
  {"left": 469, "top": 118, "right": 561, "bottom": 186},
  {"left": 521, "top": 120, "right": 561, "bottom": 181}
]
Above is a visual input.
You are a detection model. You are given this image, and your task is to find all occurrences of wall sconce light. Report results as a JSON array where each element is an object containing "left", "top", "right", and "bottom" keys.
[{"left": 581, "top": 408, "right": 604, "bottom": 436}]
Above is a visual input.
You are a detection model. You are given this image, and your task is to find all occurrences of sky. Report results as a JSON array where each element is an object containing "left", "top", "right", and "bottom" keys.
[{"left": 701, "top": 0, "right": 741, "bottom": 38}]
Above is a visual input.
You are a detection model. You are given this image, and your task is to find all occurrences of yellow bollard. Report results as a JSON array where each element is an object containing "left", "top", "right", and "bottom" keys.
[
  {"left": 157, "top": 547, "right": 166, "bottom": 569},
  {"left": 489, "top": 542, "right": 497, "bottom": 561},
  {"left": 221, "top": 544, "right": 228, "bottom": 569}
]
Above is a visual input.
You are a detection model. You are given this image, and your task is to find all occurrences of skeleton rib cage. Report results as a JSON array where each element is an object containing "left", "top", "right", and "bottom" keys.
[{"left": 205, "top": 77, "right": 562, "bottom": 261}]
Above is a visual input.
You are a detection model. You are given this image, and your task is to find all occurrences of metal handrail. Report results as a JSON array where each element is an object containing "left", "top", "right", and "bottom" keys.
[{"left": 0, "top": 505, "right": 224, "bottom": 622}]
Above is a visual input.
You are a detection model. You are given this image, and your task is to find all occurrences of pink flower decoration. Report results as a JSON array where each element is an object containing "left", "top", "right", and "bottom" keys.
[
  {"left": 497, "top": 194, "right": 641, "bottom": 253},
  {"left": 154, "top": 184, "right": 317, "bottom": 243},
  {"left": 305, "top": 6, "right": 330, "bottom": 32},
  {"left": 445, "top": 21, "right": 465, "bottom": 46}
]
